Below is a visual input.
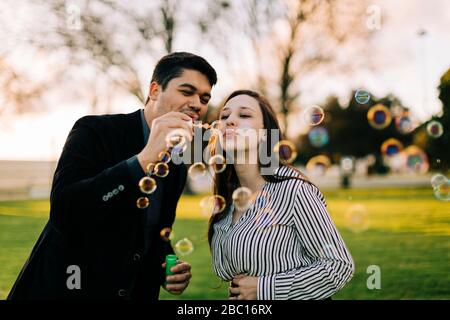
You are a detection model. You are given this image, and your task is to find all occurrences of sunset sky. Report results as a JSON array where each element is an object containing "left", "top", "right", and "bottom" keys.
[{"left": 1, "top": 0, "right": 449, "bottom": 161}]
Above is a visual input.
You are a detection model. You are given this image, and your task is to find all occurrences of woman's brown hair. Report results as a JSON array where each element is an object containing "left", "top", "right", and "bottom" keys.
[{"left": 207, "top": 90, "right": 312, "bottom": 247}]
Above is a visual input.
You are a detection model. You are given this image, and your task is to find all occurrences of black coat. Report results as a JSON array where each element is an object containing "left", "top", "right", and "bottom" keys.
[{"left": 8, "top": 109, "right": 187, "bottom": 300}]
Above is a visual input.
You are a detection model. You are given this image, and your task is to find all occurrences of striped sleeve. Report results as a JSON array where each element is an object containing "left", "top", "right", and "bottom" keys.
[{"left": 257, "top": 182, "right": 354, "bottom": 300}]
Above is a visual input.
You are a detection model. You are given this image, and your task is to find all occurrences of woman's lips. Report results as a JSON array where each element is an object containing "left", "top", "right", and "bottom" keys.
[{"left": 224, "top": 129, "right": 237, "bottom": 138}]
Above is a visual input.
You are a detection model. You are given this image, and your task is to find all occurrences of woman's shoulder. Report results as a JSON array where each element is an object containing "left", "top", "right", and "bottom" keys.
[{"left": 273, "top": 166, "right": 326, "bottom": 205}]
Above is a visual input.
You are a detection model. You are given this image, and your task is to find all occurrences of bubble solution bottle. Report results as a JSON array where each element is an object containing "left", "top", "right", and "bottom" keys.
[{"left": 165, "top": 254, "right": 178, "bottom": 287}]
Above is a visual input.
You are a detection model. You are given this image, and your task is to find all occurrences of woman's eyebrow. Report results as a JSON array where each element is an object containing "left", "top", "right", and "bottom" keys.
[{"left": 222, "top": 106, "right": 254, "bottom": 112}]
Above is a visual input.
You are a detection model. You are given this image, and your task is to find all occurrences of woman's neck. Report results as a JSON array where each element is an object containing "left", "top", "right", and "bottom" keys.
[{"left": 233, "top": 163, "right": 266, "bottom": 194}]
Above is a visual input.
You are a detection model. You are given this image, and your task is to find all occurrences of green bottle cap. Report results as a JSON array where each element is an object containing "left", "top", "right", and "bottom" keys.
[{"left": 165, "top": 254, "right": 178, "bottom": 276}]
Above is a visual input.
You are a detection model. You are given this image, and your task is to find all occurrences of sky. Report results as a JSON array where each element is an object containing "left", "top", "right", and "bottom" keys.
[{"left": 0, "top": 0, "right": 449, "bottom": 161}]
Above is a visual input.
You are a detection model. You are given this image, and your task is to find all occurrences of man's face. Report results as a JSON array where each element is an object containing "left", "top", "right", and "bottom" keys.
[{"left": 151, "top": 69, "right": 212, "bottom": 121}]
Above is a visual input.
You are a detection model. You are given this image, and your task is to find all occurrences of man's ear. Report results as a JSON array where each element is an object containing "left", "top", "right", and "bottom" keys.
[{"left": 149, "top": 81, "right": 160, "bottom": 101}]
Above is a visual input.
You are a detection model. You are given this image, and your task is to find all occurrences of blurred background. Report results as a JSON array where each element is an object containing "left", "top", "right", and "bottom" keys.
[{"left": 0, "top": 0, "right": 449, "bottom": 300}]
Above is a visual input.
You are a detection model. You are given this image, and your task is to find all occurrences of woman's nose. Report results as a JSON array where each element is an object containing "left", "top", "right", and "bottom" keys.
[{"left": 226, "top": 117, "right": 237, "bottom": 128}]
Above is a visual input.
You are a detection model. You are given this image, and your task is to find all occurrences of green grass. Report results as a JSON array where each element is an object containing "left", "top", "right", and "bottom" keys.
[{"left": 0, "top": 188, "right": 449, "bottom": 300}]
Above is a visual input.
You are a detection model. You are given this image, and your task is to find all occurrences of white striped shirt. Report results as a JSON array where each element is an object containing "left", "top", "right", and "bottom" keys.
[{"left": 211, "top": 166, "right": 355, "bottom": 300}]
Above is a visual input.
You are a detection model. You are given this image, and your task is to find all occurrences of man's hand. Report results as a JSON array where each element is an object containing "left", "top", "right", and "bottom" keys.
[
  {"left": 137, "top": 111, "right": 193, "bottom": 171},
  {"left": 161, "top": 260, "right": 192, "bottom": 295},
  {"left": 229, "top": 274, "right": 258, "bottom": 300}
]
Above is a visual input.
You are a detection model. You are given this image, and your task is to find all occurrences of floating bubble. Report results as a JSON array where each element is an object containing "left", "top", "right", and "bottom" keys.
[
  {"left": 160, "top": 227, "right": 175, "bottom": 241},
  {"left": 381, "top": 138, "right": 404, "bottom": 157},
  {"left": 433, "top": 180, "right": 450, "bottom": 201},
  {"left": 394, "top": 113, "right": 416, "bottom": 134},
  {"left": 306, "top": 155, "right": 331, "bottom": 177},
  {"left": 166, "top": 129, "right": 189, "bottom": 155},
  {"left": 175, "top": 238, "right": 194, "bottom": 256},
  {"left": 232, "top": 187, "right": 253, "bottom": 211},
  {"left": 136, "top": 197, "right": 150, "bottom": 209},
  {"left": 404, "top": 146, "right": 429, "bottom": 174},
  {"left": 199, "top": 195, "right": 226, "bottom": 216},
  {"left": 345, "top": 204, "right": 370, "bottom": 233},
  {"left": 367, "top": 104, "right": 392, "bottom": 129},
  {"left": 354, "top": 89, "right": 371, "bottom": 104},
  {"left": 303, "top": 106, "right": 325, "bottom": 126},
  {"left": 308, "top": 127, "right": 329, "bottom": 148},
  {"left": 274, "top": 140, "right": 297, "bottom": 164},
  {"left": 208, "top": 155, "right": 227, "bottom": 173},
  {"left": 158, "top": 151, "right": 171, "bottom": 163},
  {"left": 188, "top": 162, "right": 207, "bottom": 180},
  {"left": 138, "top": 176, "right": 157, "bottom": 194},
  {"left": 431, "top": 174, "right": 447, "bottom": 188},
  {"left": 172, "top": 143, "right": 188, "bottom": 156},
  {"left": 426, "top": 121, "right": 444, "bottom": 138},
  {"left": 154, "top": 162, "right": 169, "bottom": 177},
  {"left": 146, "top": 163, "right": 156, "bottom": 175}
]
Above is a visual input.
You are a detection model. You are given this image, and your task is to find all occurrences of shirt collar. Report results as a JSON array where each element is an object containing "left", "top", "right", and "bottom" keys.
[{"left": 140, "top": 108, "right": 150, "bottom": 143}]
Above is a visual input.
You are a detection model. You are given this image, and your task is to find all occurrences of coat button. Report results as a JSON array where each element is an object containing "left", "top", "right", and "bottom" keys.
[
  {"left": 133, "top": 253, "right": 141, "bottom": 261},
  {"left": 118, "top": 289, "right": 127, "bottom": 297}
]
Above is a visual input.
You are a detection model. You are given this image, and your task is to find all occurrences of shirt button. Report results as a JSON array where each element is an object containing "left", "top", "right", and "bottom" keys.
[
  {"left": 118, "top": 289, "right": 127, "bottom": 297},
  {"left": 133, "top": 253, "right": 141, "bottom": 261}
]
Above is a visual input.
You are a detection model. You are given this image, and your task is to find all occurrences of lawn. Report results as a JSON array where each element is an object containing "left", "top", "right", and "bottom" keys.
[{"left": 0, "top": 188, "right": 449, "bottom": 300}]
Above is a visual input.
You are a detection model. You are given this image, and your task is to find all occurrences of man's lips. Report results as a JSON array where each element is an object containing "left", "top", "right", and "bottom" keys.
[{"left": 184, "top": 112, "right": 199, "bottom": 121}]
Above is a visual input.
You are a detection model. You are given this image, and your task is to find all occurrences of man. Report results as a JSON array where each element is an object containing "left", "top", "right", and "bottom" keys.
[{"left": 8, "top": 52, "right": 217, "bottom": 300}]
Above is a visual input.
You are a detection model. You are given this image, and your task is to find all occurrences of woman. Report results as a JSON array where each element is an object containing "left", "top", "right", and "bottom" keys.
[{"left": 207, "top": 90, "right": 354, "bottom": 300}]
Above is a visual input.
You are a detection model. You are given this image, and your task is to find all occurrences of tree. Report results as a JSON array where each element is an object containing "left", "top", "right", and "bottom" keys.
[
  {"left": 0, "top": 0, "right": 231, "bottom": 115},
  {"left": 297, "top": 92, "right": 414, "bottom": 170},
  {"left": 422, "top": 68, "right": 450, "bottom": 173}
]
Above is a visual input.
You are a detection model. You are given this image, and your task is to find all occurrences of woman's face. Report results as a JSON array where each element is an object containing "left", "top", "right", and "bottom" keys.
[{"left": 218, "top": 94, "right": 265, "bottom": 154}]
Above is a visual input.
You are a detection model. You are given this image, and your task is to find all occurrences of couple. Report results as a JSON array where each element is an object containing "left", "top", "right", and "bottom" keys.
[{"left": 8, "top": 52, "right": 354, "bottom": 300}]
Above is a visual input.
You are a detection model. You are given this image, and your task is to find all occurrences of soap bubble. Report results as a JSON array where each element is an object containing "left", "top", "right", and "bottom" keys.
[
  {"left": 381, "top": 138, "right": 403, "bottom": 157},
  {"left": 232, "top": 187, "right": 253, "bottom": 211},
  {"left": 431, "top": 174, "right": 447, "bottom": 188},
  {"left": 175, "top": 238, "right": 194, "bottom": 256},
  {"left": 354, "top": 89, "right": 371, "bottom": 104},
  {"left": 154, "top": 162, "right": 169, "bottom": 177},
  {"left": 160, "top": 227, "right": 175, "bottom": 241},
  {"left": 199, "top": 195, "right": 226, "bottom": 216},
  {"left": 308, "top": 127, "right": 329, "bottom": 148},
  {"left": 306, "top": 155, "right": 331, "bottom": 177},
  {"left": 158, "top": 151, "right": 171, "bottom": 163},
  {"left": 426, "top": 121, "right": 444, "bottom": 138},
  {"left": 433, "top": 179, "right": 450, "bottom": 201},
  {"left": 208, "top": 155, "right": 227, "bottom": 173},
  {"left": 345, "top": 204, "right": 370, "bottom": 233},
  {"left": 303, "top": 106, "right": 325, "bottom": 126},
  {"left": 138, "top": 176, "right": 157, "bottom": 194},
  {"left": 274, "top": 140, "right": 297, "bottom": 164},
  {"left": 188, "top": 162, "right": 207, "bottom": 180},
  {"left": 367, "top": 104, "right": 392, "bottom": 130},
  {"left": 136, "top": 197, "right": 150, "bottom": 209},
  {"left": 404, "top": 146, "right": 429, "bottom": 174}
]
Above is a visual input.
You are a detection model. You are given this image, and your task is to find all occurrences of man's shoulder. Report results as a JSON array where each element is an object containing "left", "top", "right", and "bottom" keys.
[{"left": 74, "top": 109, "right": 141, "bottom": 130}]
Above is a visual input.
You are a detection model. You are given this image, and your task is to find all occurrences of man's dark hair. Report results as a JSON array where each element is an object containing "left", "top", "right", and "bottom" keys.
[{"left": 145, "top": 52, "right": 217, "bottom": 105}]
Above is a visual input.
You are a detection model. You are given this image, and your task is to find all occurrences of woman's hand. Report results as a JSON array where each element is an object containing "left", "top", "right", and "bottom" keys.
[{"left": 229, "top": 274, "right": 258, "bottom": 300}]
